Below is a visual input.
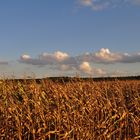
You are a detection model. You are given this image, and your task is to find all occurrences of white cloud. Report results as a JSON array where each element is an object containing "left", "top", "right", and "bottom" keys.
[
  {"left": 20, "top": 51, "right": 71, "bottom": 65},
  {"left": 19, "top": 49, "right": 140, "bottom": 66},
  {"left": 94, "top": 48, "right": 122, "bottom": 63},
  {"left": 54, "top": 51, "right": 69, "bottom": 61},
  {"left": 78, "top": 61, "right": 106, "bottom": 75},
  {"left": 20, "top": 54, "right": 47, "bottom": 65},
  {"left": 79, "top": 61, "right": 92, "bottom": 74},
  {"left": 78, "top": 48, "right": 140, "bottom": 64},
  {"left": 40, "top": 51, "right": 69, "bottom": 62},
  {"left": 77, "top": 48, "right": 122, "bottom": 63},
  {"left": 18, "top": 48, "right": 140, "bottom": 76},
  {"left": 20, "top": 54, "right": 31, "bottom": 60}
]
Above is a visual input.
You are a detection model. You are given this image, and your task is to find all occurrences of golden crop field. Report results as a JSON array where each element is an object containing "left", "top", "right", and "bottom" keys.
[{"left": 0, "top": 78, "right": 140, "bottom": 140}]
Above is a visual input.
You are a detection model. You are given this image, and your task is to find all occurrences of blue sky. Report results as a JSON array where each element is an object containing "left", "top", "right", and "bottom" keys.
[{"left": 0, "top": 0, "right": 140, "bottom": 78}]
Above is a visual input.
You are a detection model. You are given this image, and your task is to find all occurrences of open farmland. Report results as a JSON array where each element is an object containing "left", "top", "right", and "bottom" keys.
[{"left": 0, "top": 78, "right": 140, "bottom": 139}]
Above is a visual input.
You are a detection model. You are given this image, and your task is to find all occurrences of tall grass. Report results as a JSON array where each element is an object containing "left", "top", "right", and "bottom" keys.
[{"left": 0, "top": 79, "right": 140, "bottom": 139}]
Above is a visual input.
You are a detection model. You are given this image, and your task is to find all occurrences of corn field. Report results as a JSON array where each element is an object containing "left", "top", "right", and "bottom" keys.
[{"left": 0, "top": 78, "right": 140, "bottom": 139}]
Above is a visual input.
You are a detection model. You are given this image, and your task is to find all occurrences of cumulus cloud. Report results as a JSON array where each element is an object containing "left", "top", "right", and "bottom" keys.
[
  {"left": 19, "top": 49, "right": 140, "bottom": 66},
  {"left": 20, "top": 54, "right": 47, "bottom": 65},
  {"left": 19, "top": 51, "right": 73, "bottom": 66},
  {"left": 79, "top": 61, "right": 92, "bottom": 74},
  {"left": 21, "top": 54, "right": 31, "bottom": 60},
  {"left": 39, "top": 51, "right": 69, "bottom": 62},
  {"left": 19, "top": 49, "right": 140, "bottom": 76},
  {"left": 94, "top": 48, "right": 122, "bottom": 63},
  {"left": 77, "top": 48, "right": 140, "bottom": 64},
  {"left": 77, "top": 48, "right": 122, "bottom": 63},
  {"left": 78, "top": 61, "right": 106, "bottom": 75}
]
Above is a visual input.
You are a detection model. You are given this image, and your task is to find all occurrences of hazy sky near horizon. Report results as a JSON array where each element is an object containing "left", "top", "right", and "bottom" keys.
[{"left": 0, "top": 0, "right": 140, "bottom": 78}]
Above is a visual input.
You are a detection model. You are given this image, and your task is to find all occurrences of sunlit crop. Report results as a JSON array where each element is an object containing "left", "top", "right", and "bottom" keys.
[{"left": 0, "top": 78, "right": 140, "bottom": 139}]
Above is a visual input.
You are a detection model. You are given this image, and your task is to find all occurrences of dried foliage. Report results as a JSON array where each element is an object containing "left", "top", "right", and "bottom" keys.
[{"left": 0, "top": 79, "right": 140, "bottom": 139}]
